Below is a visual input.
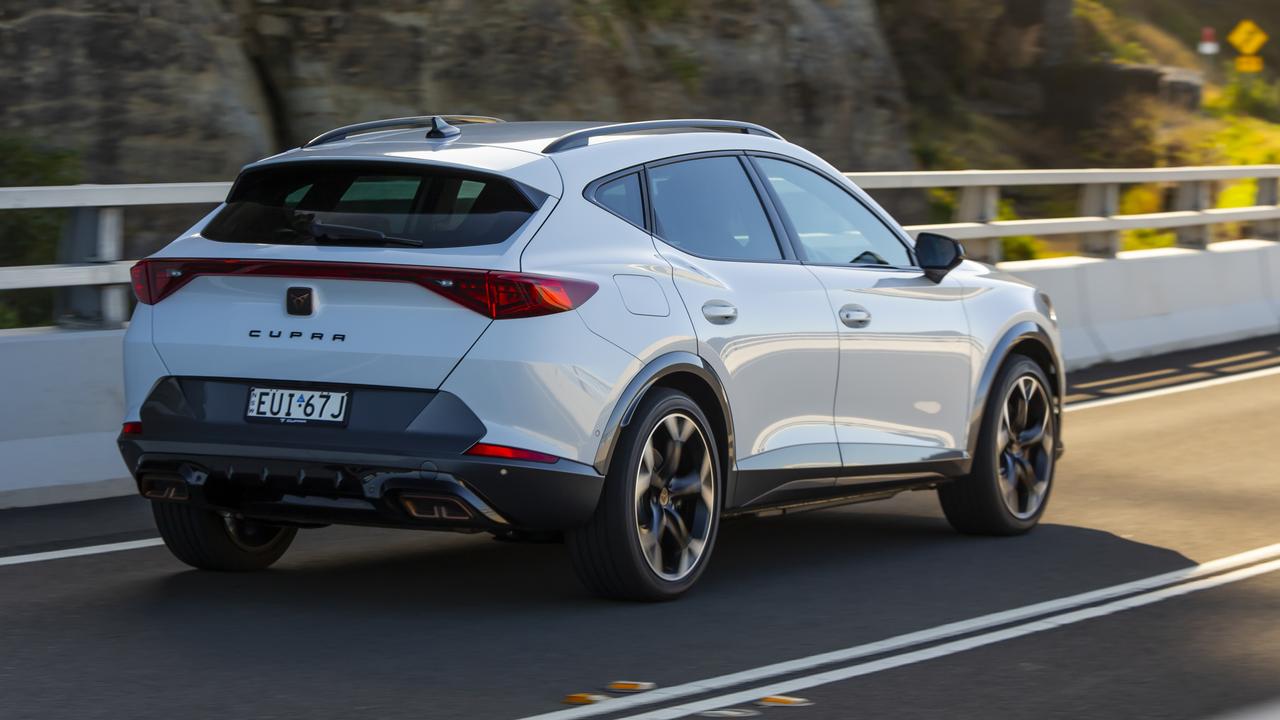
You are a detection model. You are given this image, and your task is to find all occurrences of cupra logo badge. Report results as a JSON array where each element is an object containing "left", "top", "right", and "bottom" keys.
[{"left": 286, "top": 287, "right": 313, "bottom": 316}]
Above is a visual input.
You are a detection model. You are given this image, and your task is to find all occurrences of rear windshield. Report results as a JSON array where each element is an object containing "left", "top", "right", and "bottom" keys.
[{"left": 202, "top": 162, "right": 538, "bottom": 248}]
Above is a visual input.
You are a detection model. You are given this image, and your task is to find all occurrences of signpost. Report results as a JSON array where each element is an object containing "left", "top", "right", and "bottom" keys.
[
  {"left": 1198, "top": 27, "right": 1219, "bottom": 56},
  {"left": 1228, "top": 19, "right": 1268, "bottom": 73}
]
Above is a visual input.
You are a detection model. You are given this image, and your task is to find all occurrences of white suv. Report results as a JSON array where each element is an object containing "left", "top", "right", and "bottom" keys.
[{"left": 119, "top": 116, "right": 1064, "bottom": 600}]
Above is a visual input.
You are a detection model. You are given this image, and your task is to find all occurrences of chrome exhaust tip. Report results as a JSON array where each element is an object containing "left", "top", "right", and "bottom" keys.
[
  {"left": 140, "top": 474, "right": 190, "bottom": 501},
  {"left": 400, "top": 494, "right": 473, "bottom": 521}
]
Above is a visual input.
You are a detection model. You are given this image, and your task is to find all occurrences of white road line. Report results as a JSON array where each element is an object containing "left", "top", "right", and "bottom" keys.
[
  {"left": 514, "top": 543, "right": 1280, "bottom": 720},
  {"left": 621, "top": 557, "right": 1280, "bottom": 719},
  {"left": 1064, "top": 365, "right": 1280, "bottom": 412},
  {"left": 0, "top": 538, "right": 163, "bottom": 567},
  {"left": 1203, "top": 697, "right": 1280, "bottom": 720}
]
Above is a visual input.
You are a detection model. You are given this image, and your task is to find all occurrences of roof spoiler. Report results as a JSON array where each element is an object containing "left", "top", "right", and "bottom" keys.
[
  {"left": 542, "top": 119, "right": 783, "bottom": 153},
  {"left": 303, "top": 115, "right": 505, "bottom": 148}
]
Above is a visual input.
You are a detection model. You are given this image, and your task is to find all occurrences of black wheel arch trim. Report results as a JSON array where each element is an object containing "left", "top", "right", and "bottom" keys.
[
  {"left": 967, "top": 320, "right": 1066, "bottom": 459},
  {"left": 593, "top": 351, "right": 737, "bottom": 496}
]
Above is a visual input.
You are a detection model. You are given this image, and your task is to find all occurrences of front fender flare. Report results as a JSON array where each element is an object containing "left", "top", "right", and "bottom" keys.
[{"left": 967, "top": 320, "right": 1066, "bottom": 459}]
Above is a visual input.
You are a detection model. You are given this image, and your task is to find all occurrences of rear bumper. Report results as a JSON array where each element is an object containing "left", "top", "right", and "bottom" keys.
[{"left": 118, "top": 377, "right": 605, "bottom": 531}]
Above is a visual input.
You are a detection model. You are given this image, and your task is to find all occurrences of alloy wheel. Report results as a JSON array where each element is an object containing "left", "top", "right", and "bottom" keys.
[
  {"left": 633, "top": 413, "right": 716, "bottom": 581},
  {"left": 997, "top": 374, "right": 1055, "bottom": 520}
]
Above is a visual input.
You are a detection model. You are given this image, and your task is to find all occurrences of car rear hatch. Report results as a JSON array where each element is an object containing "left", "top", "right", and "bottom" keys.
[{"left": 135, "top": 155, "right": 588, "bottom": 391}]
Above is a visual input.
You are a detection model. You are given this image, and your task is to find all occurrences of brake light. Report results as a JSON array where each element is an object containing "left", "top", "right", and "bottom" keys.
[
  {"left": 121, "top": 421, "right": 143, "bottom": 435},
  {"left": 430, "top": 271, "right": 598, "bottom": 319},
  {"left": 128, "top": 258, "right": 596, "bottom": 318},
  {"left": 465, "top": 442, "right": 559, "bottom": 464}
]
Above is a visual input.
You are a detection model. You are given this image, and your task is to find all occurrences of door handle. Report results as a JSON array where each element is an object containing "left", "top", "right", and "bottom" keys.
[
  {"left": 702, "top": 300, "right": 738, "bottom": 324},
  {"left": 839, "top": 304, "right": 872, "bottom": 328}
]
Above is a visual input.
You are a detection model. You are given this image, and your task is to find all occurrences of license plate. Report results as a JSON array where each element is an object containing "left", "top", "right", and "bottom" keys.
[{"left": 246, "top": 387, "right": 349, "bottom": 426}]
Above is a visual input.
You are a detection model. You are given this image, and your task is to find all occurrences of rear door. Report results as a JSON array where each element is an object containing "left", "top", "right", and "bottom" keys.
[
  {"left": 749, "top": 155, "right": 973, "bottom": 476},
  {"left": 645, "top": 154, "right": 841, "bottom": 506},
  {"left": 147, "top": 161, "right": 546, "bottom": 390}
]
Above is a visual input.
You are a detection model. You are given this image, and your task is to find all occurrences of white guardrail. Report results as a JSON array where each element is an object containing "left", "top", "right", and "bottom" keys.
[
  {"left": 2, "top": 167, "right": 1280, "bottom": 507},
  {"left": 3, "top": 166, "right": 1280, "bottom": 299}
]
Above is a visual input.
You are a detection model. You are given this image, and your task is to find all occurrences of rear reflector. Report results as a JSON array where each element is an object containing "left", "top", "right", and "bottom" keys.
[
  {"left": 465, "top": 442, "right": 559, "bottom": 464},
  {"left": 128, "top": 258, "right": 597, "bottom": 319},
  {"left": 121, "top": 421, "right": 143, "bottom": 435}
]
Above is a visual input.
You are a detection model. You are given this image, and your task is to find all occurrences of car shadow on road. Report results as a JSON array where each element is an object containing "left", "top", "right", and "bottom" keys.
[
  {"left": 70, "top": 496, "right": 1207, "bottom": 720},
  {"left": 141, "top": 493, "right": 1194, "bottom": 621}
]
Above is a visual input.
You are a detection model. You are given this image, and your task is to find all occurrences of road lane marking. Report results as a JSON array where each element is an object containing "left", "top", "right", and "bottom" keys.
[
  {"left": 1064, "top": 364, "right": 1280, "bottom": 412},
  {"left": 0, "top": 538, "right": 164, "bottom": 567},
  {"left": 620, "top": 557, "right": 1280, "bottom": 719},
  {"left": 515, "top": 543, "right": 1280, "bottom": 720},
  {"left": 1204, "top": 697, "right": 1280, "bottom": 720}
]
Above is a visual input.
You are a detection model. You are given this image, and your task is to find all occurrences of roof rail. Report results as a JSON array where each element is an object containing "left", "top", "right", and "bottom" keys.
[
  {"left": 303, "top": 115, "right": 505, "bottom": 148},
  {"left": 541, "top": 119, "right": 783, "bottom": 153}
]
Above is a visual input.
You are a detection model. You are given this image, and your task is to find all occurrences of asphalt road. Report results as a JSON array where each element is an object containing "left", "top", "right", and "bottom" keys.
[{"left": 2, "top": 336, "right": 1279, "bottom": 720}]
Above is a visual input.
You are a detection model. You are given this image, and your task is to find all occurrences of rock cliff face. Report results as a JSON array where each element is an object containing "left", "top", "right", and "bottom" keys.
[
  {"left": 0, "top": 2, "right": 276, "bottom": 183},
  {"left": 1, "top": 0, "right": 917, "bottom": 183}
]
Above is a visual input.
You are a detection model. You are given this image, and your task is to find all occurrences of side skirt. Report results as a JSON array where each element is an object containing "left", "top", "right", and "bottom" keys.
[{"left": 724, "top": 477, "right": 949, "bottom": 519}]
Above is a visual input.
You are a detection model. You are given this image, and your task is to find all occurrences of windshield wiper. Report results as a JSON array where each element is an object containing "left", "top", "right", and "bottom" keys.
[{"left": 306, "top": 222, "right": 425, "bottom": 247}]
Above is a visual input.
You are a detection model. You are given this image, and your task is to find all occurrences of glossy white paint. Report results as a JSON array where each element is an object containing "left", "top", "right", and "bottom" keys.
[
  {"left": 440, "top": 310, "right": 640, "bottom": 464},
  {"left": 806, "top": 266, "right": 973, "bottom": 458},
  {"left": 658, "top": 246, "right": 841, "bottom": 464},
  {"left": 150, "top": 274, "right": 492, "bottom": 390},
  {"left": 520, "top": 192, "right": 695, "bottom": 362},
  {"left": 122, "top": 305, "right": 168, "bottom": 422}
]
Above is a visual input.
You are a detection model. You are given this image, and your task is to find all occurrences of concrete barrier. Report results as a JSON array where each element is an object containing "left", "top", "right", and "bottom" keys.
[
  {"left": 1, "top": 239, "right": 1277, "bottom": 507},
  {"left": 995, "top": 255, "right": 1108, "bottom": 369},
  {"left": 0, "top": 328, "right": 131, "bottom": 508},
  {"left": 1004, "top": 239, "right": 1280, "bottom": 369}
]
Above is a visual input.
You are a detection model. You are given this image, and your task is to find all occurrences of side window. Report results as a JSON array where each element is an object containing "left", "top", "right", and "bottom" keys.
[
  {"left": 648, "top": 156, "right": 782, "bottom": 261},
  {"left": 595, "top": 173, "right": 645, "bottom": 228},
  {"left": 754, "top": 158, "right": 912, "bottom": 267}
]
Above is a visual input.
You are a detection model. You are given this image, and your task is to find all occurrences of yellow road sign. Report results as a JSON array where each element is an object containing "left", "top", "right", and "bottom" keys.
[
  {"left": 1237, "top": 55, "right": 1265, "bottom": 73},
  {"left": 1228, "top": 19, "right": 1268, "bottom": 56}
]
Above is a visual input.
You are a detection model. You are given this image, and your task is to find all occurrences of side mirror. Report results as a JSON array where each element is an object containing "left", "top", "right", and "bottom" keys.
[{"left": 915, "top": 232, "right": 965, "bottom": 283}]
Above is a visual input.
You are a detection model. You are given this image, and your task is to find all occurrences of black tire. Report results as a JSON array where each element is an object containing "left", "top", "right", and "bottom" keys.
[
  {"left": 939, "top": 355, "right": 1057, "bottom": 535},
  {"left": 567, "top": 388, "right": 722, "bottom": 601},
  {"left": 152, "top": 501, "right": 296, "bottom": 571}
]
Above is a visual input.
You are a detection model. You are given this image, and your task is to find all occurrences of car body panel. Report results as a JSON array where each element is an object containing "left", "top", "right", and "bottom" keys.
[
  {"left": 657, "top": 245, "right": 842, "bottom": 475},
  {"left": 805, "top": 266, "right": 974, "bottom": 463}
]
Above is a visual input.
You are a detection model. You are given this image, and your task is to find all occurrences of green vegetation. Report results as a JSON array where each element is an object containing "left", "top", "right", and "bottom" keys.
[
  {"left": 905, "top": 0, "right": 1280, "bottom": 259},
  {"left": 0, "top": 136, "right": 80, "bottom": 329}
]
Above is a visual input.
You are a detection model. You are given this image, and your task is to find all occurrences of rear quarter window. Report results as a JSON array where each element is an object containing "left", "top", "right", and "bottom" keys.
[{"left": 203, "top": 162, "right": 538, "bottom": 248}]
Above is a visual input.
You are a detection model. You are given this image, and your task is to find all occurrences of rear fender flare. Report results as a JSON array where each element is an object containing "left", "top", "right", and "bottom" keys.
[{"left": 593, "top": 352, "right": 736, "bottom": 496}]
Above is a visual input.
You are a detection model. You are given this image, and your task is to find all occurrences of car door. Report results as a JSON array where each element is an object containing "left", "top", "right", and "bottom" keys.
[
  {"left": 750, "top": 155, "right": 973, "bottom": 480},
  {"left": 645, "top": 154, "right": 841, "bottom": 506}
]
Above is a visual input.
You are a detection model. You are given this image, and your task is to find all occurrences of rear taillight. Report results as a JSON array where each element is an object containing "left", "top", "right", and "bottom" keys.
[
  {"left": 431, "top": 271, "right": 598, "bottom": 319},
  {"left": 121, "top": 421, "right": 143, "bottom": 435},
  {"left": 127, "top": 258, "right": 597, "bottom": 318},
  {"left": 464, "top": 442, "right": 559, "bottom": 464}
]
